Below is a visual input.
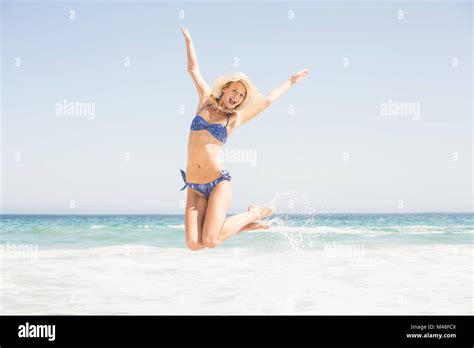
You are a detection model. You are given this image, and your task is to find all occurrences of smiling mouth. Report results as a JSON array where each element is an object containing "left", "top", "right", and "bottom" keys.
[{"left": 229, "top": 99, "right": 237, "bottom": 106}]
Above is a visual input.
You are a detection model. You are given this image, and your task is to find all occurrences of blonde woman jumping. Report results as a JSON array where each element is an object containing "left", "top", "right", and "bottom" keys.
[{"left": 180, "top": 27, "right": 309, "bottom": 250}]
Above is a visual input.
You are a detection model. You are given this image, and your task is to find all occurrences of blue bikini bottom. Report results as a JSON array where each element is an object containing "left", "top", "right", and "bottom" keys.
[{"left": 180, "top": 169, "right": 232, "bottom": 199}]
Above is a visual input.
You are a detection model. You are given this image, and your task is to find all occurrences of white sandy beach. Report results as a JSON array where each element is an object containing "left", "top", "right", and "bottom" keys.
[{"left": 1, "top": 244, "right": 472, "bottom": 315}]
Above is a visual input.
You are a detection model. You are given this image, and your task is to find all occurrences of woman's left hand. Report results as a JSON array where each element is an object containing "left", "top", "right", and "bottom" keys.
[
  {"left": 181, "top": 26, "right": 192, "bottom": 42},
  {"left": 290, "top": 68, "right": 310, "bottom": 85}
]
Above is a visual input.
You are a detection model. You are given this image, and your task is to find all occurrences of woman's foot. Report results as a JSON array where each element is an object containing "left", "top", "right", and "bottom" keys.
[
  {"left": 240, "top": 222, "right": 270, "bottom": 232},
  {"left": 248, "top": 204, "right": 276, "bottom": 220}
]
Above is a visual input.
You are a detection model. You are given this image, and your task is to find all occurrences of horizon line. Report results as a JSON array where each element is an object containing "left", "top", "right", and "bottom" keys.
[{"left": 0, "top": 211, "right": 472, "bottom": 216}]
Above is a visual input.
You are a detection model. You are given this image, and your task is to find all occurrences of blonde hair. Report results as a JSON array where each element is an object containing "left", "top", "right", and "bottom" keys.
[{"left": 207, "top": 72, "right": 263, "bottom": 114}]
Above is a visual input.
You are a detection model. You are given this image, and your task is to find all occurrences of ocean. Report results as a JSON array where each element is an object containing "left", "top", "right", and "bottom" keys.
[{"left": 1, "top": 213, "right": 472, "bottom": 315}]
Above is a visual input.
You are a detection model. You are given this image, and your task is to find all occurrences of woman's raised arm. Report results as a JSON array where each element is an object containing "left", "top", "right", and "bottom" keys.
[
  {"left": 181, "top": 26, "right": 211, "bottom": 102},
  {"left": 235, "top": 69, "right": 310, "bottom": 128}
]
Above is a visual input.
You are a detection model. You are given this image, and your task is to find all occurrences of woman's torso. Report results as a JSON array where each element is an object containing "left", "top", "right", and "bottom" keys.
[{"left": 186, "top": 101, "right": 234, "bottom": 183}]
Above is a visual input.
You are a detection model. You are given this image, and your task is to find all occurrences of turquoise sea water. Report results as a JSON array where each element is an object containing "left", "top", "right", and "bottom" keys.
[{"left": 1, "top": 213, "right": 472, "bottom": 250}]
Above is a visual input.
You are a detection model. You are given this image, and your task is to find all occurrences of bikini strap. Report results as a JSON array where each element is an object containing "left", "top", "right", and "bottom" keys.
[
  {"left": 197, "top": 103, "right": 209, "bottom": 115},
  {"left": 179, "top": 169, "right": 188, "bottom": 191},
  {"left": 198, "top": 97, "right": 230, "bottom": 126}
]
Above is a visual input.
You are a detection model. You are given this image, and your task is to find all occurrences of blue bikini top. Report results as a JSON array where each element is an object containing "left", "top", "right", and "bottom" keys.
[{"left": 190, "top": 104, "right": 230, "bottom": 144}]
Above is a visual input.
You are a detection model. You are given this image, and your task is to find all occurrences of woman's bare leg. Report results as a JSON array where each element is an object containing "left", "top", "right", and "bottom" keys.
[
  {"left": 184, "top": 188, "right": 208, "bottom": 250},
  {"left": 239, "top": 205, "right": 270, "bottom": 231},
  {"left": 218, "top": 206, "right": 273, "bottom": 240},
  {"left": 240, "top": 222, "right": 270, "bottom": 231},
  {"left": 202, "top": 181, "right": 275, "bottom": 248}
]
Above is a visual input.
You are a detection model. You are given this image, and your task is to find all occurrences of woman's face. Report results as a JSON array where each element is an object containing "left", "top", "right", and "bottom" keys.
[{"left": 221, "top": 81, "right": 247, "bottom": 109}]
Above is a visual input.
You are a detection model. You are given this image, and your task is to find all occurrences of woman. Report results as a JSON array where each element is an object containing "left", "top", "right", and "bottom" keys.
[{"left": 180, "top": 26, "right": 309, "bottom": 250}]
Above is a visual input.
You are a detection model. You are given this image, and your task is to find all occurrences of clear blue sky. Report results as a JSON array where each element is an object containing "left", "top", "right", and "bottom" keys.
[{"left": 1, "top": 1, "right": 472, "bottom": 214}]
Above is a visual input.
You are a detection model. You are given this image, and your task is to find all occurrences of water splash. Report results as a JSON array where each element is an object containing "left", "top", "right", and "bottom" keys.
[{"left": 255, "top": 190, "right": 333, "bottom": 252}]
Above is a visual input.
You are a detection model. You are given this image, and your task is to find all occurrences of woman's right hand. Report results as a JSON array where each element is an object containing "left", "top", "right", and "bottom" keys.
[{"left": 181, "top": 26, "right": 192, "bottom": 42}]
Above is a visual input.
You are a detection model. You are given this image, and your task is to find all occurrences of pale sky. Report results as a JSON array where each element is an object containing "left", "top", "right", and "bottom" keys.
[{"left": 1, "top": 0, "right": 472, "bottom": 214}]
